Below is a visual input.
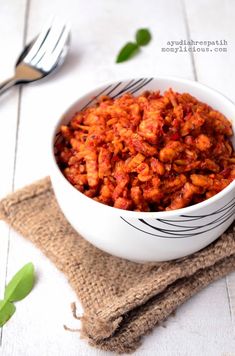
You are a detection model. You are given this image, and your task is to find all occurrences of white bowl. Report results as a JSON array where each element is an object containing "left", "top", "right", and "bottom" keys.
[{"left": 50, "top": 77, "right": 235, "bottom": 262}]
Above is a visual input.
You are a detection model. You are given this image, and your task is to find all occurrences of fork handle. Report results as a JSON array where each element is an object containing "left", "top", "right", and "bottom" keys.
[{"left": 0, "top": 76, "right": 18, "bottom": 96}]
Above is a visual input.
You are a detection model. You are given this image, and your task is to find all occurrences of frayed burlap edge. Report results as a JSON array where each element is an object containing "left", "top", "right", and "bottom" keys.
[{"left": 0, "top": 177, "right": 234, "bottom": 354}]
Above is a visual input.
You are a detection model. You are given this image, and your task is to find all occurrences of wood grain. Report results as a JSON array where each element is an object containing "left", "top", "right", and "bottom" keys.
[
  {"left": 0, "top": 0, "right": 234, "bottom": 355},
  {"left": 185, "top": 0, "right": 235, "bottom": 336},
  {"left": 0, "top": 0, "right": 27, "bottom": 345}
]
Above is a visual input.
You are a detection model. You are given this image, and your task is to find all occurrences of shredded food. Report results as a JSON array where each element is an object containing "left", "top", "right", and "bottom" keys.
[{"left": 56, "top": 89, "right": 235, "bottom": 211}]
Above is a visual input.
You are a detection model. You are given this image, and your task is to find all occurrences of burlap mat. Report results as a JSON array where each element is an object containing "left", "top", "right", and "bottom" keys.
[{"left": 0, "top": 177, "right": 234, "bottom": 354}]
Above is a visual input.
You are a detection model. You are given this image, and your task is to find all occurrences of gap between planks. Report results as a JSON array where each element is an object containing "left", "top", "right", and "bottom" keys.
[
  {"left": 226, "top": 271, "right": 235, "bottom": 333},
  {"left": 0, "top": 0, "right": 200, "bottom": 346},
  {"left": 0, "top": 0, "right": 31, "bottom": 347},
  {"left": 1, "top": 0, "right": 234, "bottom": 347},
  {"left": 181, "top": 0, "right": 198, "bottom": 81},
  {"left": 182, "top": 0, "right": 235, "bottom": 336}
]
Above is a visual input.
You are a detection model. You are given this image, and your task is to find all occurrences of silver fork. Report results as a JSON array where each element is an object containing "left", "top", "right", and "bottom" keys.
[{"left": 0, "top": 19, "right": 70, "bottom": 96}]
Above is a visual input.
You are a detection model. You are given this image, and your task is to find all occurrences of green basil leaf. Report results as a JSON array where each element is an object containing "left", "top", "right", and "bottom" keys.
[
  {"left": 116, "top": 42, "right": 139, "bottom": 63},
  {"left": 135, "top": 28, "right": 152, "bottom": 46},
  {"left": 0, "top": 300, "right": 16, "bottom": 327},
  {"left": 4, "top": 262, "right": 35, "bottom": 302}
]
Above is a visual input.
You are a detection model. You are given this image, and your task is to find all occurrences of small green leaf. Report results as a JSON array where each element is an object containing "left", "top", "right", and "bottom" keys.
[
  {"left": 135, "top": 28, "right": 152, "bottom": 46},
  {"left": 4, "top": 262, "right": 35, "bottom": 302},
  {"left": 116, "top": 42, "right": 139, "bottom": 63},
  {"left": 0, "top": 300, "right": 16, "bottom": 327}
]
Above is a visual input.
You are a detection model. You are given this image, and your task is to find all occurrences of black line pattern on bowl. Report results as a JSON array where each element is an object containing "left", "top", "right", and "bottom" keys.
[
  {"left": 81, "top": 84, "right": 114, "bottom": 110},
  {"left": 170, "top": 198, "right": 235, "bottom": 221},
  {"left": 157, "top": 198, "right": 235, "bottom": 226},
  {"left": 105, "top": 82, "right": 123, "bottom": 96},
  {"left": 121, "top": 197, "right": 235, "bottom": 239},
  {"left": 112, "top": 78, "right": 153, "bottom": 98},
  {"left": 81, "top": 78, "right": 154, "bottom": 110},
  {"left": 129, "top": 78, "right": 154, "bottom": 95},
  {"left": 111, "top": 79, "right": 140, "bottom": 98},
  {"left": 54, "top": 78, "right": 154, "bottom": 148}
]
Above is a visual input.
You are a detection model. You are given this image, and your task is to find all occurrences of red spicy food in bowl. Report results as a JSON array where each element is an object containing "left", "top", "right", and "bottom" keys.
[{"left": 55, "top": 89, "right": 235, "bottom": 212}]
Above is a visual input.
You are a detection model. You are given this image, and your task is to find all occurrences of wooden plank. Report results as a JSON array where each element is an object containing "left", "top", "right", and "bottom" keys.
[
  {"left": 2, "top": 0, "right": 235, "bottom": 355},
  {"left": 1, "top": 0, "right": 195, "bottom": 355},
  {"left": 12, "top": 0, "right": 195, "bottom": 190},
  {"left": 0, "top": 0, "right": 27, "bottom": 345},
  {"left": 184, "top": 0, "right": 235, "bottom": 99},
  {"left": 227, "top": 272, "right": 235, "bottom": 333},
  {"left": 184, "top": 0, "right": 235, "bottom": 335}
]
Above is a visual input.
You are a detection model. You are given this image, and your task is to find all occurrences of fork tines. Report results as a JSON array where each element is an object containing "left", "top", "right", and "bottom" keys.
[{"left": 24, "top": 19, "right": 70, "bottom": 69}]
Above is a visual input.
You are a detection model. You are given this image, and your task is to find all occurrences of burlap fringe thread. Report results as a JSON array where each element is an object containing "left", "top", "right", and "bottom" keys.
[{"left": 0, "top": 177, "right": 234, "bottom": 354}]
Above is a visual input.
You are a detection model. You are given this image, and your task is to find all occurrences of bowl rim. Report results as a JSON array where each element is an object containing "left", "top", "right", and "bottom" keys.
[{"left": 50, "top": 76, "right": 235, "bottom": 219}]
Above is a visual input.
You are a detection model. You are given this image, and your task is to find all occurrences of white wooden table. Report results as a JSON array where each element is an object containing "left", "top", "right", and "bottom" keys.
[{"left": 0, "top": 0, "right": 235, "bottom": 355}]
